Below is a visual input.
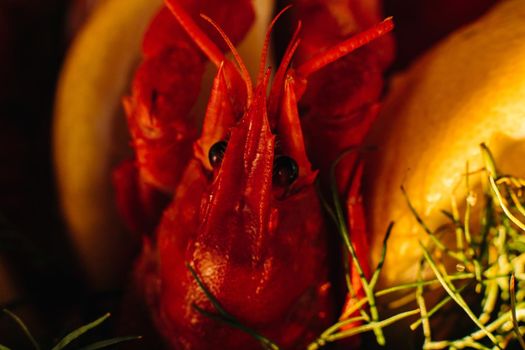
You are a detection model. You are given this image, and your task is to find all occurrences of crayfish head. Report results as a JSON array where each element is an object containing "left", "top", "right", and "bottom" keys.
[
  {"left": 190, "top": 63, "right": 323, "bottom": 259},
  {"left": 145, "top": 69, "right": 332, "bottom": 349},
  {"left": 195, "top": 74, "right": 275, "bottom": 264}
]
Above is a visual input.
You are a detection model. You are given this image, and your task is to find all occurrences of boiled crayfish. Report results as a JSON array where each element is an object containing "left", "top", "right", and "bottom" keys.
[{"left": 113, "top": 0, "right": 393, "bottom": 348}]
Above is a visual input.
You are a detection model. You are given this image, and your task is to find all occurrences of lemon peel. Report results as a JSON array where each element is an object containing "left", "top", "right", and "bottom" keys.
[{"left": 365, "top": 0, "right": 525, "bottom": 288}]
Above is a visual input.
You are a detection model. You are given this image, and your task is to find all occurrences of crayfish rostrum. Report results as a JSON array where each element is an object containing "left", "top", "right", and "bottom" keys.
[{"left": 113, "top": 0, "right": 393, "bottom": 348}]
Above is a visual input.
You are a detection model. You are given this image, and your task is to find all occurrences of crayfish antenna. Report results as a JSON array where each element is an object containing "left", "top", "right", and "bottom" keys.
[
  {"left": 296, "top": 17, "right": 394, "bottom": 78},
  {"left": 165, "top": 0, "right": 249, "bottom": 110},
  {"left": 268, "top": 21, "right": 302, "bottom": 120},
  {"left": 200, "top": 14, "right": 253, "bottom": 106},
  {"left": 164, "top": 0, "right": 225, "bottom": 65},
  {"left": 194, "top": 62, "right": 236, "bottom": 170},
  {"left": 255, "top": 4, "right": 293, "bottom": 85}
]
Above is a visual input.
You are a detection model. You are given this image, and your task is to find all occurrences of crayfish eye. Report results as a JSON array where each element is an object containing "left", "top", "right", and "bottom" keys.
[
  {"left": 273, "top": 155, "right": 299, "bottom": 187},
  {"left": 208, "top": 141, "right": 228, "bottom": 168}
]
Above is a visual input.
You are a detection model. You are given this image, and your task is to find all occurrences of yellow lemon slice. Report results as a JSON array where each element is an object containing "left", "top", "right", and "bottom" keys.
[
  {"left": 364, "top": 0, "right": 525, "bottom": 288},
  {"left": 54, "top": 0, "right": 163, "bottom": 289}
]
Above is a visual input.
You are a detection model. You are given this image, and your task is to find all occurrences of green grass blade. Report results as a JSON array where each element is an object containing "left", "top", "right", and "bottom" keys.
[
  {"left": 318, "top": 316, "right": 367, "bottom": 339},
  {"left": 316, "top": 178, "right": 338, "bottom": 224},
  {"left": 510, "top": 275, "right": 525, "bottom": 350},
  {"left": 192, "top": 305, "right": 278, "bottom": 350},
  {"left": 420, "top": 243, "right": 501, "bottom": 349},
  {"left": 369, "top": 222, "right": 394, "bottom": 289},
  {"left": 509, "top": 189, "right": 525, "bottom": 218},
  {"left": 327, "top": 153, "right": 384, "bottom": 345},
  {"left": 488, "top": 176, "right": 525, "bottom": 232},
  {"left": 76, "top": 336, "right": 142, "bottom": 350},
  {"left": 410, "top": 285, "right": 468, "bottom": 330},
  {"left": 325, "top": 309, "right": 420, "bottom": 343},
  {"left": 415, "top": 264, "right": 432, "bottom": 344},
  {"left": 187, "top": 264, "right": 280, "bottom": 350},
  {"left": 480, "top": 143, "right": 497, "bottom": 178},
  {"left": 186, "top": 263, "right": 231, "bottom": 320},
  {"left": 401, "top": 186, "right": 464, "bottom": 262},
  {"left": 51, "top": 313, "right": 111, "bottom": 350},
  {"left": 375, "top": 273, "right": 474, "bottom": 297},
  {"left": 3, "top": 309, "right": 40, "bottom": 350}
]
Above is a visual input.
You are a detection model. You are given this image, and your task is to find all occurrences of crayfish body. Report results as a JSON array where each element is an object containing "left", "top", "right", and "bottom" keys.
[
  {"left": 114, "top": 0, "right": 394, "bottom": 348},
  {"left": 137, "top": 79, "right": 334, "bottom": 348}
]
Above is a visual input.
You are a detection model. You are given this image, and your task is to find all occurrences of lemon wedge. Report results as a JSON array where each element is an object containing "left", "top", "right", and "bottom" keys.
[
  {"left": 54, "top": 0, "right": 162, "bottom": 288},
  {"left": 364, "top": 0, "right": 525, "bottom": 288}
]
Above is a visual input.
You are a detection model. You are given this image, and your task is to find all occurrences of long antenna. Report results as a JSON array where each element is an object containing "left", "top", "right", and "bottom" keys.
[
  {"left": 201, "top": 14, "right": 253, "bottom": 106},
  {"left": 256, "top": 5, "right": 293, "bottom": 85},
  {"left": 164, "top": 0, "right": 225, "bottom": 66},
  {"left": 297, "top": 17, "right": 394, "bottom": 78}
]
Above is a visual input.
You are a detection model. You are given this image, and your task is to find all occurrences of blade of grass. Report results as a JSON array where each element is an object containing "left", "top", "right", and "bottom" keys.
[
  {"left": 480, "top": 143, "right": 497, "bottom": 178},
  {"left": 479, "top": 276, "right": 499, "bottom": 325},
  {"left": 3, "top": 309, "right": 39, "bottom": 350},
  {"left": 308, "top": 309, "right": 420, "bottom": 350},
  {"left": 316, "top": 178, "right": 338, "bottom": 224},
  {"left": 425, "top": 339, "right": 491, "bottom": 350},
  {"left": 489, "top": 176, "right": 525, "bottom": 232},
  {"left": 187, "top": 263, "right": 230, "bottom": 319},
  {"left": 328, "top": 153, "right": 384, "bottom": 344},
  {"left": 192, "top": 305, "right": 278, "bottom": 350},
  {"left": 464, "top": 162, "right": 474, "bottom": 246},
  {"left": 77, "top": 336, "right": 142, "bottom": 350},
  {"left": 410, "top": 285, "right": 468, "bottom": 330},
  {"left": 415, "top": 263, "right": 432, "bottom": 344},
  {"left": 331, "top": 201, "right": 383, "bottom": 341},
  {"left": 509, "top": 189, "right": 525, "bottom": 219},
  {"left": 323, "top": 309, "right": 420, "bottom": 343},
  {"left": 306, "top": 316, "right": 366, "bottom": 350},
  {"left": 401, "top": 186, "right": 464, "bottom": 262},
  {"left": 187, "top": 263, "right": 280, "bottom": 350},
  {"left": 369, "top": 222, "right": 394, "bottom": 290},
  {"left": 51, "top": 313, "right": 110, "bottom": 350},
  {"left": 375, "top": 273, "right": 474, "bottom": 297},
  {"left": 420, "top": 243, "right": 502, "bottom": 349},
  {"left": 450, "top": 194, "right": 465, "bottom": 252},
  {"left": 510, "top": 274, "right": 525, "bottom": 350},
  {"left": 317, "top": 316, "right": 367, "bottom": 339}
]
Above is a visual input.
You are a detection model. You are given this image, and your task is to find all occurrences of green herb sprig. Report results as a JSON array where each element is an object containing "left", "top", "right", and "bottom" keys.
[
  {"left": 0, "top": 310, "right": 140, "bottom": 350},
  {"left": 311, "top": 143, "right": 525, "bottom": 349},
  {"left": 187, "top": 263, "right": 280, "bottom": 350}
]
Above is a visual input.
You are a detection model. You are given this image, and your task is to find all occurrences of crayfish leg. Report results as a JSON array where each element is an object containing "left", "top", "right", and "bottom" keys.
[
  {"left": 338, "top": 162, "right": 371, "bottom": 337},
  {"left": 112, "top": 159, "right": 171, "bottom": 235}
]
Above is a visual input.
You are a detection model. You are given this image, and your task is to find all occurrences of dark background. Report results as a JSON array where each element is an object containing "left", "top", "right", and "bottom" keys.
[{"left": 0, "top": 0, "right": 115, "bottom": 347}]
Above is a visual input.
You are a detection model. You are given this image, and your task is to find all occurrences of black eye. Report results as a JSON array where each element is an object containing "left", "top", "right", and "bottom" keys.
[
  {"left": 208, "top": 141, "right": 228, "bottom": 168},
  {"left": 273, "top": 155, "right": 298, "bottom": 187}
]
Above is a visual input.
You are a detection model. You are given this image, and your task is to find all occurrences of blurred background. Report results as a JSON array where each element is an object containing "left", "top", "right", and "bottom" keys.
[
  {"left": 0, "top": 0, "right": 497, "bottom": 347},
  {"left": 0, "top": 0, "right": 117, "bottom": 346}
]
